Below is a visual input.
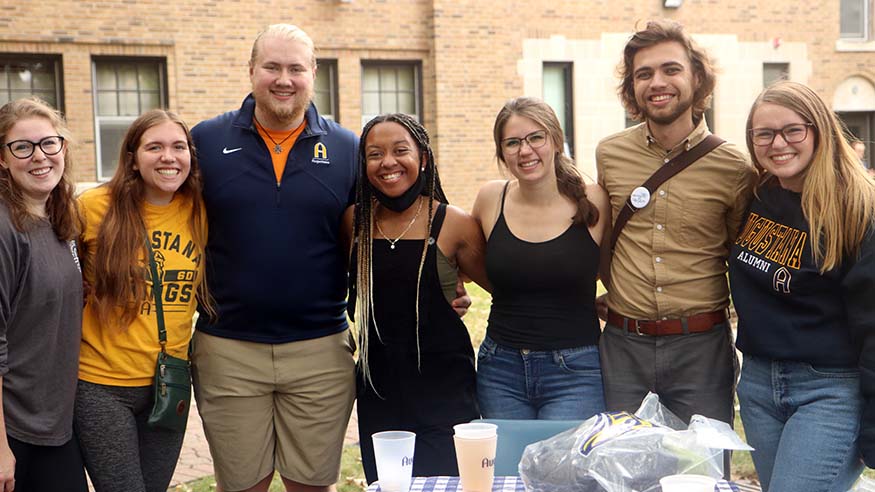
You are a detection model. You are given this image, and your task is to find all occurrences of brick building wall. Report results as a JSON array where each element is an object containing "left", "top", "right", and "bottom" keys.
[{"left": 2, "top": 0, "right": 874, "bottom": 209}]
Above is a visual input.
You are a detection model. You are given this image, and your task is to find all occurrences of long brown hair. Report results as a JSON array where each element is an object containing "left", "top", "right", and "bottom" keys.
[
  {"left": 745, "top": 81, "right": 875, "bottom": 271},
  {"left": 493, "top": 96, "right": 599, "bottom": 226},
  {"left": 618, "top": 19, "right": 716, "bottom": 123},
  {"left": 0, "top": 97, "right": 78, "bottom": 240},
  {"left": 90, "top": 109, "right": 213, "bottom": 329}
]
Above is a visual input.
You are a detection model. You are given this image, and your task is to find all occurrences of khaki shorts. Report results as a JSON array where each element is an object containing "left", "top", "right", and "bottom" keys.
[{"left": 192, "top": 330, "right": 356, "bottom": 491}]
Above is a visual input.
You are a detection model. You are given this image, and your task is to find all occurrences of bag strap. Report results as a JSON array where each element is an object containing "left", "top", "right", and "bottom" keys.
[
  {"left": 609, "top": 134, "right": 725, "bottom": 252},
  {"left": 144, "top": 238, "right": 167, "bottom": 353}
]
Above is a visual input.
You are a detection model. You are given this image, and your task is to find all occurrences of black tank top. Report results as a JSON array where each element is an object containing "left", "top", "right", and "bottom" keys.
[
  {"left": 349, "top": 203, "right": 475, "bottom": 355},
  {"left": 485, "top": 182, "right": 600, "bottom": 350}
]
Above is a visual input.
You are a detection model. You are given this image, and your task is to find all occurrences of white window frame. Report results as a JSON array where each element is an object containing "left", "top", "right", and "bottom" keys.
[
  {"left": 361, "top": 62, "right": 421, "bottom": 127},
  {"left": 92, "top": 58, "right": 166, "bottom": 180},
  {"left": 315, "top": 58, "right": 339, "bottom": 121},
  {"left": 841, "top": 0, "right": 869, "bottom": 39},
  {"left": 543, "top": 62, "right": 575, "bottom": 158}
]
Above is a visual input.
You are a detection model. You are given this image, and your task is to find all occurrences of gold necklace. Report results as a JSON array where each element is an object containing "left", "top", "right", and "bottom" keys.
[
  {"left": 253, "top": 116, "right": 297, "bottom": 154},
  {"left": 375, "top": 198, "right": 424, "bottom": 250}
]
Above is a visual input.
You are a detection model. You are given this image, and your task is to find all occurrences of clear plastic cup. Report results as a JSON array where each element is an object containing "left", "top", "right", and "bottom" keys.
[
  {"left": 453, "top": 423, "right": 497, "bottom": 492},
  {"left": 372, "top": 431, "right": 416, "bottom": 492},
  {"left": 658, "top": 474, "right": 717, "bottom": 492}
]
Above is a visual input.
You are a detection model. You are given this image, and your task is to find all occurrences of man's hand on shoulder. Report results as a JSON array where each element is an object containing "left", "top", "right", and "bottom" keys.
[
  {"left": 452, "top": 278, "right": 472, "bottom": 318},
  {"left": 596, "top": 293, "right": 608, "bottom": 322}
]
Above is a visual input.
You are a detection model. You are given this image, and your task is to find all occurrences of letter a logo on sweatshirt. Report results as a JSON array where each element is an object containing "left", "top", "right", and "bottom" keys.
[{"left": 312, "top": 142, "right": 330, "bottom": 165}]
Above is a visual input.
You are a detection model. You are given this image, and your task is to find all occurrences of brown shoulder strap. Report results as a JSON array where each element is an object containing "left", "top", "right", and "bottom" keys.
[{"left": 609, "top": 134, "right": 725, "bottom": 252}]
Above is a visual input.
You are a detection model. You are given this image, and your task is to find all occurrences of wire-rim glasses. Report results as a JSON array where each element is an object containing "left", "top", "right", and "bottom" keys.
[{"left": 501, "top": 130, "right": 548, "bottom": 154}]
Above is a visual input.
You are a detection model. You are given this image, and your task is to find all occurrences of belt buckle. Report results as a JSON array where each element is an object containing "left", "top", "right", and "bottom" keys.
[{"left": 633, "top": 319, "right": 643, "bottom": 336}]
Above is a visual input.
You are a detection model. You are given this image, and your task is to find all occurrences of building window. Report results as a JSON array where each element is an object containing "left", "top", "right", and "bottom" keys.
[
  {"left": 0, "top": 55, "right": 63, "bottom": 109},
  {"left": 838, "top": 111, "right": 874, "bottom": 169},
  {"left": 93, "top": 58, "right": 166, "bottom": 180},
  {"left": 543, "top": 62, "right": 575, "bottom": 158},
  {"left": 841, "top": 0, "right": 869, "bottom": 39},
  {"left": 361, "top": 62, "right": 420, "bottom": 126},
  {"left": 763, "top": 63, "right": 790, "bottom": 88},
  {"left": 704, "top": 107, "right": 715, "bottom": 131},
  {"left": 315, "top": 59, "right": 338, "bottom": 121}
]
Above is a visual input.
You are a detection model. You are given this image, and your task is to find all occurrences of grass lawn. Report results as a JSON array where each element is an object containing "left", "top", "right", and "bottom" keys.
[{"left": 176, "top": 283, "right": 772, "bottom": 491}]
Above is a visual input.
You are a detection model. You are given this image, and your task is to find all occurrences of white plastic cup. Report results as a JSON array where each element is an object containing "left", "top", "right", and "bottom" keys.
[
  {"left": 453, "top": 423, "right": 497, "bottom": 492},
  {"left": 659, "top": 474, "right": 717, "bottom": 492},
  {"left": 372, "top": 431, "right": 416, "bottom": 492}
]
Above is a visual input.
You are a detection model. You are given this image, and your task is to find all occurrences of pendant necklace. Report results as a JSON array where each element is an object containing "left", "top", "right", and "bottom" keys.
[
  {"left": 254, "top": 115, "right": 296, "bottom": 154},
  {"left": 375, "top": 198, "right": 423, "bottom": 250}
]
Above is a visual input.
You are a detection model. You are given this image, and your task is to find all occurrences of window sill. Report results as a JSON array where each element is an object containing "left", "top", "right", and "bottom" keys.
[{"left": 836, "top": 38, "right": 875, "bottom": 52}]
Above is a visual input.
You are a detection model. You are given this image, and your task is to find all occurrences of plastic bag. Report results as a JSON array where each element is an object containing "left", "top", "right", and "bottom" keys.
[
  {"left": 519, "top": 393, "right": 752, "bottom": 492},
  {"left": 850, "top": 476, "right": 875, "bottom": 492}
]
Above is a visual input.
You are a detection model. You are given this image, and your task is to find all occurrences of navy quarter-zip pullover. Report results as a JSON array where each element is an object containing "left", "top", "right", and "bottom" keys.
[{"left": 192, "top": 95, "right": 357, "bottom": 343}]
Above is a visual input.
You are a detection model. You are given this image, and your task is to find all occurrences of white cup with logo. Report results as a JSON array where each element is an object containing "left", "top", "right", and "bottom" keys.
[
  {"left": 372, "top": 431, "right": 416, "bottom": 492},
  {"left": 658, "top": 474, "right": 717, "bottom": 492},
  {"left": 453, "top": 423, "right": 497, "bottom": 492}
]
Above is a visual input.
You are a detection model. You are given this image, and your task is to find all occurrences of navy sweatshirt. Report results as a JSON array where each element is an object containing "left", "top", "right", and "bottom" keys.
[
  {"left": 191, "top": 95, "right": 357, "bottom": 343},
  {"left": 729, "top": 181, "right": 875, "bottom": 466}
]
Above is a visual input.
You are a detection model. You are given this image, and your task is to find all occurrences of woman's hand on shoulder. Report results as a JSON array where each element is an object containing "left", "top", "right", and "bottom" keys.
[{"left": 471, "top": 180, "right": 508, "bottom": 241}]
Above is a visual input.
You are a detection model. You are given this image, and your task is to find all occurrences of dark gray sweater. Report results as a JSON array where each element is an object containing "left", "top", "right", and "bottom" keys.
[{"left": 0, "top": 202, "right": 82, "bottom": 446}]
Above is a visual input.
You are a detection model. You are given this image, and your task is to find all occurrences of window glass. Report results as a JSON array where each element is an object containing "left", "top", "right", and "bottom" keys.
[
  {"left": 543, "top": 62, "right": 574, "bottom": 158},
  {"left": 0, "top": 56, "right": 63, "bottom": 110},
  {"left": 117, "top": 64, "right": 138, "bottom": 90},
  {"left": 841, "top": 0, "right": 868, "bottom": 38},
  {"left": 93, "top": 59, "right": 165, "bottom": 179},
  {"left": 763, "top": 63, "right": 790, "bottom": 87},
  {"left": 314, "top": 59, "right": 338, "bottom": 121},
  {"left": 361, "top": 63, "right": 420, "bottom": 126}
]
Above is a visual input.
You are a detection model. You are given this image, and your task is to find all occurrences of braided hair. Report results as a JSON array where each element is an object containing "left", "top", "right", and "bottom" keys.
[{"left": 353, "top": 113, "right": 448, "bottom": 387}]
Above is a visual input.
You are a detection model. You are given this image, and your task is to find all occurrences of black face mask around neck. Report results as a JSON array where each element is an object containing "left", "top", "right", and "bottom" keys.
[{"left": 372, "top": 171, "right": 425, "bottom": 212}]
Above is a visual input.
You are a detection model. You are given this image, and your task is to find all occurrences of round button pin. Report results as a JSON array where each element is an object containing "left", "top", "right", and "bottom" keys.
[{"left": 630, "top": 186, "right": 651, "bottom": 209}]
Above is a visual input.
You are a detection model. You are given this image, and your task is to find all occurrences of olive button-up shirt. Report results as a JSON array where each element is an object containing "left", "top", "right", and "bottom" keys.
[{"left": 596, "top": 119, "right": 755, "bottom": 320}]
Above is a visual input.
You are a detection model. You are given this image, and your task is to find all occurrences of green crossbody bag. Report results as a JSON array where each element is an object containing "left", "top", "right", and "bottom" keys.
[{"left": 145, "top": 239, "right": 192, "bottom": 432}]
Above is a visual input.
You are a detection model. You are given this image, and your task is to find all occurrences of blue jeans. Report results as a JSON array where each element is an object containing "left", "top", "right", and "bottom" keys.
[
  {"left": 476, "top": 335, "right": 606, "bottom": 420},
  {"left": 737, "top": 355, "right": 864, "bottom": 492}
]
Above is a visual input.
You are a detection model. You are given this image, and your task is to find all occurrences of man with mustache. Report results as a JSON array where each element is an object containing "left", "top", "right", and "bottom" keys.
[
  {"left": 190, "top": 24, "right": 357, "bottom": 492},
  {"left": 596, "top": 19, "right": 754, "bottom": 432}
]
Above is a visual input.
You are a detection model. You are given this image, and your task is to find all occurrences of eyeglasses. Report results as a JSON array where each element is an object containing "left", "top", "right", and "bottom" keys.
[
  {"left": 4, "top": 135, "right": 65, "bottom": 159},
  {"left": 501, "top": 130, "right": 548, "bottom": 154},
  {"left": 749, "top": 123, "right": 814, "bottom": 147}
]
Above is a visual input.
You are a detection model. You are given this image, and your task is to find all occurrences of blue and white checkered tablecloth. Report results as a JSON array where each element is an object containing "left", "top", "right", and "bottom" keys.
[{"left": 367, "top": 475, "right": 740, "bottom": 492}]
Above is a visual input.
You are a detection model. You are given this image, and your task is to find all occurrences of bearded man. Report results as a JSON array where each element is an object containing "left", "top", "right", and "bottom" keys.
[
  {"left": 190, "top": 24, "right": 357, "bottom": 492},
  {"left": 596, "top": 19, "right": 755, "bottom": 427}
]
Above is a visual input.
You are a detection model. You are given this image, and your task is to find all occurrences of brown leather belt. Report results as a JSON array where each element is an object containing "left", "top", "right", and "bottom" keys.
[{"left": 606, "top": 310, "right": 727, "bottom": 336}]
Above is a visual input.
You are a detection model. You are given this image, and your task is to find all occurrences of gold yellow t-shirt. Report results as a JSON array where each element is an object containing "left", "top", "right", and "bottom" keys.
[{"left": 77, "top": 186, "right": 203, "bottom": 386}]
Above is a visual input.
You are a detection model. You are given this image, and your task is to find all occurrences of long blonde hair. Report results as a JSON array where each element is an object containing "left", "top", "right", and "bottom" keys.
[{"left": 745, "top": 81, "right": 875, "bottom": 271}]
